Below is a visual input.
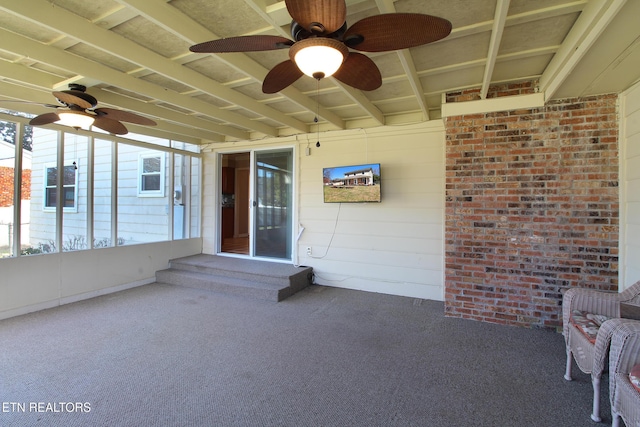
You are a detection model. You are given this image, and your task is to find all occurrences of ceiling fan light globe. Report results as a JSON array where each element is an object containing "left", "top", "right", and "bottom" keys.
[
  {"left": 56, "top": 111, "right": 95, "bottom": 130},
  {"left": 290, "top": 38, "right": 348, "bottom": 79}
]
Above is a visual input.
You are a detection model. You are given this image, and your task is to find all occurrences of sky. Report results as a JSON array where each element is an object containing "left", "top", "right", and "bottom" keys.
[{"left": 324, "top": 163, "right": 380, "bottom": 180}]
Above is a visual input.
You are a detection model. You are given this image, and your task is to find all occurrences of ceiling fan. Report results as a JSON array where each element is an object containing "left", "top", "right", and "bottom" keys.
[
  {"left": 189, "top": 0, "right": 452, "bottom": 94},
  {"left": 27, "top": 83, "right": 157, "bottom": 135}
]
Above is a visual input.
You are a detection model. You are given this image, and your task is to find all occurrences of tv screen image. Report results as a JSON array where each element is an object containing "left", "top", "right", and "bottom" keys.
[{"left": 322, "top": 163, "right": 381, "bottom": 203}]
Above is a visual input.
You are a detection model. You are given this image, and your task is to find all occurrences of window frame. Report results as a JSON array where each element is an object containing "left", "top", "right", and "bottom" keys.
[
  {"left": 137, "top": 151, "right": 165, "bottom": 197},
  {"left": 43, "top": 161, "right": 78, "bottom": 212}
]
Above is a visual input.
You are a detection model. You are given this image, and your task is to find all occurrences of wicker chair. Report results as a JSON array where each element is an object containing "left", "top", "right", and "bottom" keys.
[
  {"left": 609, "top": 319, "right": 640, "bottom": 427},
  {"left": 562, "top": 280, "right": 640, "bottom": 422}
]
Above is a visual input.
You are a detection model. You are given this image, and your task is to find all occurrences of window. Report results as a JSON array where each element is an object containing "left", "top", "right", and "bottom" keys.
[
  {"left": 138, "top": 152, "right": 165, "bottom": 196},
  {"left": 44, "top": 162, "right": 77, "bottom": 211},
  {"left": 5, "top": 126, "right": 199, "bottom": 254},
  {"left": 122, "top": 147, "right": 169, "bottom": 245}
]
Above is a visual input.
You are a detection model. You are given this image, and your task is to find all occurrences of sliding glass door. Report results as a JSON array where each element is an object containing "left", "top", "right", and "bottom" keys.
[
  {"left": 218, "top": 148, "right": 293, "bottom": 260},
  {"left": 253, "top": 149, "right": 293, "bottom": 260}
]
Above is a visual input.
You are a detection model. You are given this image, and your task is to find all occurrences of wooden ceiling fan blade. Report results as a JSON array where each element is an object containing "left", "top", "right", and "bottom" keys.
[
  {"left": 29, "top": 112, "right": 60, "bottom": 126},
  {"left": 285, "top": 0, "right": 346, "bottom": 34},
  {"left": 344, "top": 13, "right": 452, "bottom": 52},
  {"left": 262, "top": 60, "right": 304, "bottom": 94},
  {"left": 93, "top": 117, "right": 128, "bottom": 135},
  {"left": 52, "top": 90, "right": 96, "bottom": 109},
  {"left": 94, "top": 108, "right": 156, "bottom": 126},
  {"left": 332, "top": 53, "right": 382, "bottom": 91},
  {"left": 190, "top": 36, "right": 293, "bottom": 53}
]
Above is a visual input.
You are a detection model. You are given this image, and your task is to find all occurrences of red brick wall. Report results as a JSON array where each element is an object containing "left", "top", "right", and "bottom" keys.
[
  {"left": 0, "top": 166, "right": 31, "bottom": 207},
  {"left": 444, "top": 87, "right": 618, "bottom": 329}
]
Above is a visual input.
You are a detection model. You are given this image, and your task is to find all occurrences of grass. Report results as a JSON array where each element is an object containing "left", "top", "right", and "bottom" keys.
[{"left": 323, "top": 185, "right": 381, "bottom": 203}]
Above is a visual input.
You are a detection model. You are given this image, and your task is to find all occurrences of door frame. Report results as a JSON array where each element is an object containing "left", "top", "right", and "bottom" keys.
[{"left": 214, "top": 144, "right": 297, "bottom": 263}]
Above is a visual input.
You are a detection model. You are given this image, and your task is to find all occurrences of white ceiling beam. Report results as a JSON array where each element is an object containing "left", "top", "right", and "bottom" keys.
[
  {"left": 48, "top": 4, "right": 139, "bottom": 90},
  {"left": 16, "top": 11, "right": 114, "bottom": 92},
  {"left": 431, "top": 75, "right": 543, "bottom": 100},
  {"left": 243, "top": 0, "right": 291, "bottom": 38},
  {"left": 0, "top": 109, "right": 207, "bottom": 147},
  {"left": 0, "top": 79, "right": 57, "bottom": 106},
  {"left": 448, "top": 0, "right": 587, "bottom": 42},
  {"left": 92, "top": 88, "right": 228, "bottom": 142},
  {"left": 263, "top": 41, "right": 558, "bottom": 103},
  {"left": 94, "top": 2, "right": 301, "bottom": 135},
  {"left": 0, "top": 0, "right": 285, "bottom": 137},
  {"left": 580, "top": 33, "right": 640, "bottom": 97},
  {"left": 0, "top": 28, "right": 250, "bottom": 141},
  {"left": 507, "top": 1, "right": 586, "bottom": 26},
  {"left": 397, "top": 50, "right": 429, "bottom": 121},
  {"left": 117, "top": 0, "right": 344, "bottom": 131},
  {"left": 480, "top": 0, "right": 510, "bottom": 99},
  {"left": 332, "top": 81, "right": 385, "bottom": 125},
  {"left": 91, "top": 4, "right": 138, "bottom": 29},
  {"left": 264, "top": 2, "right": 294, "bottom": 29},
  {"left": 539, "top": 0, "right": 627, "bottom": 99},
  {"left": 410, "top": 46, "right": 558, "bottom": 82},
  {"left": 115, "top": 121, "right": 216, "bottom": 145},
  {"left": 375, "top": 0, "right": 429, "bottom": 120},
  {"left": 442, "top": 93, "right": 545, "bottom": 117},
  {"left": 0, "top": 62, "right": 62, "bottom": 92},
  {"left": 0, "top": 80, "right": 225, "bottom": 143}
]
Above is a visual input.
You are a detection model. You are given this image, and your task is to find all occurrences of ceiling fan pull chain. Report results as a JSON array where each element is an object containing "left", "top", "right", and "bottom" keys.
[{"left": 315, "top": 78, "right": 320, "bottom": 148}]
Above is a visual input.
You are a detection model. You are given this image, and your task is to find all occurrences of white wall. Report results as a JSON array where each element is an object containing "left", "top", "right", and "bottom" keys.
[
  {"left": 620, "top": 80, "right": 640, "bottom": 289},
  {"left": 203, "top": 121, "right": 445, "bottom": 300},
  {"left": 0, "top": 238, "right": 202, "bottom": 320}
]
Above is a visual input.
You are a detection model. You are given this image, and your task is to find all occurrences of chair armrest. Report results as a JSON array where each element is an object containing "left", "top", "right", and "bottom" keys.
[{"left": 562, "top": 288, "right": 621, "bottom": 339}]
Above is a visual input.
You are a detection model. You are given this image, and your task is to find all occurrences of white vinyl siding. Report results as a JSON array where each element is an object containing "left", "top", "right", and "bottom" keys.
[
  {"left": 118, "top": 146, "right": 169, "bottom": 245},
  {"left": 295, "top": 124, "right": 444, "bottom": 300},
  {"left": 28, "top": 129, "right": 199, "bottom": 248},
  {"left": 203, "top": 121, "right": 445, "bottom": 300}
]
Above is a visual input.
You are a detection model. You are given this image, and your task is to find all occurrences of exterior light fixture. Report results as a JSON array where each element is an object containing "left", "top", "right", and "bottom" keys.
[
  {"left": 290, "top": 38, "right": 349, "bottom": 80},
  {"left": 56, "top": 111, "right": 95, "bottom": 130}
]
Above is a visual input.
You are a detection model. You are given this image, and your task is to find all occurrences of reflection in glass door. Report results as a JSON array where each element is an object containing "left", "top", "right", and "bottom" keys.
[
  {"left": 220, "top": 153, "right": 250, "bottom": 255},
  {"left": 254, "top": 149, "right": 293, "bottom": 260}
]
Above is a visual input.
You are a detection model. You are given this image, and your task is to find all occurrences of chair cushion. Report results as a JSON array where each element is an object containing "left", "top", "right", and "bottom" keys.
[
  {"left": 570, "top": 310, "right": 612, "bottom": 344},
  {"left": 630, "top": 364, "right": 640, "bottom": 393}
]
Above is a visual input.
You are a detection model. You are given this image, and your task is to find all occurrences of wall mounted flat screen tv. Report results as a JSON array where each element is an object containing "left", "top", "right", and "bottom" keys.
[{"left": 323, "top": 163, "right": 381, "bottom": 203}]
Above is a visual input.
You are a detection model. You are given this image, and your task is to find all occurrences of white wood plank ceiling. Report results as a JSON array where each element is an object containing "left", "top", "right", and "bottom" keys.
[{"left": 0, "top": 0, "right": 639, "bottom": 144}]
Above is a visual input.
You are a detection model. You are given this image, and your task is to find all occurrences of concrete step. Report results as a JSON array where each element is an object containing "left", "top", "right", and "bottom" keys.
[{"left": 155, "top": 254, "right": 313, "bottom": 302}]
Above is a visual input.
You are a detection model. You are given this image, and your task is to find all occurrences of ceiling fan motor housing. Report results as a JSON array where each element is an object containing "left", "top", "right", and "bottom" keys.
[
  {"left": 291, "top": 20, "right": 347, "bottom": 41},
  {"left": 56, "top": 84, "right": 98, "bottom": 109}
]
